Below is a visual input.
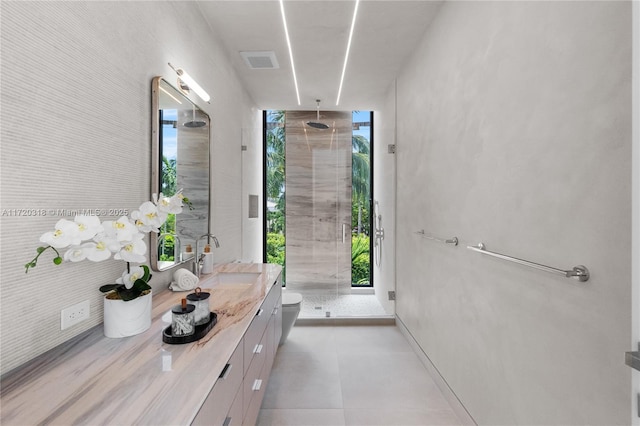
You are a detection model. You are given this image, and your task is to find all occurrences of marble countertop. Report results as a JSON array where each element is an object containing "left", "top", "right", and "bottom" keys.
[{"left": 0, "top": 262, "right": 282, "bottom": 426}]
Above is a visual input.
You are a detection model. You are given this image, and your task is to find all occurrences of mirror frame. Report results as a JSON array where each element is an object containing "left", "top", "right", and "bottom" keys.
[{"left": 150, "top": 76, "right": 211, "bottom": 272}]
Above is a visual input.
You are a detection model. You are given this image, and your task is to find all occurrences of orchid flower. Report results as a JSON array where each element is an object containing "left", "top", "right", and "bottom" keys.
[
  {"left": 83, "top": 239, "right": 115, "bottom": 262},
  {"left": 103, "top": 216, "right": 138, "bottom": 242},
  {"left": 74, "top": 215, "right": 103, "bottom": 240},
  {"left": 154, "top": 191, "right": 184, "bottom": 214},
  {"left": 40, "top": 219, "right": 81, "bottom": 249},
  {"left": 131, "top": 201, "right": 166, "bottom": 233},
  {"left": 25, "top": 192, "right": 188, "bottom": 295},
  {"left": 64, "top": 245, "right": 88, "bottom": 262},
  {"left": 116, "top": 265, "right": 147, "bottom": 290},
  {"left": 114, "top": 232, "right": 147, "bottom": 263}
]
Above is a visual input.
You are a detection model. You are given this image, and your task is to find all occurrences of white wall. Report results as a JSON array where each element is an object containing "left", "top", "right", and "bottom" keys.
[
  {"left": 372, "top": 85, "right": 397, "bottom": 314},
  {"left": 0, "top": 2, "right": 257, "bottom": 375},
  {"left": 242, "top": 109, "right": 264, "bottom": 263},
  {"left": 392, "top": 1, "right": 632, "bottom": 424}
]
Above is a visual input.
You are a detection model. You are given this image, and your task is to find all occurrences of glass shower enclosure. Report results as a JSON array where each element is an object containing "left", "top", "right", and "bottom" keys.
[{"left": 284, "top": 110, "right": 352, "bottom": 317}]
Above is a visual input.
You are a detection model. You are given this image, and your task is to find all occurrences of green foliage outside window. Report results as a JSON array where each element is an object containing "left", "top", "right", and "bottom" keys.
[
  {"left": 352, "top": 235, "right": 370, "bottom": 285},
  {"left": 160, "top": 156, "right": 177, "bottom": 261}
]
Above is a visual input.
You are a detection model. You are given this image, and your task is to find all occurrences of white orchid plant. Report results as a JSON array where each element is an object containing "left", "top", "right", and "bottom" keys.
[{"left": 25, "top": 191, "right": 188, "bottom": 301}]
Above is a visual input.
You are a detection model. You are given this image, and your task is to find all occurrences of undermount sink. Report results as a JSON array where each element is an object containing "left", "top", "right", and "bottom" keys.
[{"left": 215, "top": 272, "right": 261, "bottom": 289}]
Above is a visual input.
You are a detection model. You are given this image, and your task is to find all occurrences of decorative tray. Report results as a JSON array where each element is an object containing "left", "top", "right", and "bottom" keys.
[{"left": 162, "top": 312, "right": 217, "bottom": 345}]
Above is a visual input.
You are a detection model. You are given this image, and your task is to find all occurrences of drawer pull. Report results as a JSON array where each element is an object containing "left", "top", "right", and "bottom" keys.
[
  {"left": 253, "top": 344, "right": 263, "bottom": 354},
  {"left": 223, "top": 416, "right": 232, "bottom": 426},
  {"left": 256, "top": 308, "right": 264, "bottom": 317},
  {"left": 219, "top": 363, "right": 232, "bottom": 380},
  {"left": 252, "top": 379, "right": 262, "bottom": 391}
]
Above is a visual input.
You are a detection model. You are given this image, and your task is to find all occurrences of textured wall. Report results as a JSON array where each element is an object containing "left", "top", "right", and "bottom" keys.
[
  {"left": 393, "top": 1, "right": 632, "bottom": 424},
  {"left": 0, "top": 2, "right": 255, "bottom": 375}
]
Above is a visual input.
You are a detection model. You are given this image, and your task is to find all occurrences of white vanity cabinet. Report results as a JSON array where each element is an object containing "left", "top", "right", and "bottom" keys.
[
  {"left": 193, "top": 275, "right": 282, "bottom": 426},
  {"left": 243, "top": 276, "right": 281, "bottom": 425}
]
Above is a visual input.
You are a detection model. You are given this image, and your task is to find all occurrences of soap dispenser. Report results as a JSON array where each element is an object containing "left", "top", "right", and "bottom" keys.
[
  {"left": 201, "top": 244, "right": 214, "bottom": 274},
  {"left": 183, "top": 244, "right": 194, "bottom": 261}
]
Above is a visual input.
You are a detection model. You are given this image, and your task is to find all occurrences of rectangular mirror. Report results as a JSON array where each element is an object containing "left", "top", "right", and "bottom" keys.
[{"left": 151, "top": 77, "right": 210, "bottom": 271}]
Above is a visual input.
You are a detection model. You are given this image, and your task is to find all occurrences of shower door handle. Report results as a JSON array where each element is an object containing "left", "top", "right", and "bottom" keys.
[{"left": 342, "top": 223, "right": 347, "bottom": 243}]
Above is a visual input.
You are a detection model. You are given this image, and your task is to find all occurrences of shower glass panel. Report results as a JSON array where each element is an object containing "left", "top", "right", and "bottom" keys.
[{"left": 284, "top": 111, "right": 352, "bottom": 317}]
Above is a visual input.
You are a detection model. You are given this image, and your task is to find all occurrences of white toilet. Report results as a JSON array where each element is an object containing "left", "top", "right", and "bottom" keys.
[{"left": 280, "top": 292, "right": 302, "bottom": 344}]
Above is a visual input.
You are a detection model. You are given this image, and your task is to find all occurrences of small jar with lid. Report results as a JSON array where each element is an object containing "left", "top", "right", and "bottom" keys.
[
  {"left": 171, "top": 299, "right": 196, "bottom": 336},
  {"left": 187, "top": 287, "right": 211, "bottom": 326}
]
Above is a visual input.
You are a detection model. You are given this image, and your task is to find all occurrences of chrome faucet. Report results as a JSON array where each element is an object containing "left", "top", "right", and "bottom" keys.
[
  {"left": 193, "top": 233, "right": 220, "bottom": 277},
  {"left": 157, "top": 233, "right": 182, "bottom": 262}
]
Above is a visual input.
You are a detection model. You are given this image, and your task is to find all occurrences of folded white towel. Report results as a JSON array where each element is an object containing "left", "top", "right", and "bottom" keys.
[{"left": 170, "top": 268, "right": 199, "bottom": 291}]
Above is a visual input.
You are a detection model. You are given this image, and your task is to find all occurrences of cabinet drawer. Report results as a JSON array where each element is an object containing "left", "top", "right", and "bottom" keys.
[
  {"left": 243, "top": 282, "right": 281, "bottom": 374},
  {"left": 242, "top": 326, "right": 268, "bottom": 417},
  {"left": 192, "top": 343, "right": 243, "bottom": 426},
  {"left": 243, "top": 356, "right": 271, "bottom": 426},
  {"left": 223, "top": 385, "right": 243, "bottom": 426}
]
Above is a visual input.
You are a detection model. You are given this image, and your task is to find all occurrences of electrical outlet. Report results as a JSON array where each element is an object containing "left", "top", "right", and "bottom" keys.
[{"left": 61, "top": 300, "right": 90, "bottom": 330}]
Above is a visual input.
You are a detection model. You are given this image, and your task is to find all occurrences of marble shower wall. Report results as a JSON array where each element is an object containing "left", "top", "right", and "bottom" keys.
[
  {"left": 176, "top": 107, "right": 209, "bottom": 249},
  {"left": 285, "top": 111, "right": 352, "bottom": 295}
]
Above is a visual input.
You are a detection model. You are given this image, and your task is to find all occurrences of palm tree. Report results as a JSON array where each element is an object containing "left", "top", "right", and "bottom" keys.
[
  {"left": 266, "top": 111, "right": 285, "bottom": 203},
  {"left": 352, "top": 134, "right": 370, "bottom": 235}
]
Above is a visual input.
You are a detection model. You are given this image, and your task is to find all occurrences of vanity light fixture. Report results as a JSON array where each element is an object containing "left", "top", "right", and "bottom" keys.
[
  {"left": 168, "top": 63, "right": 211, "bottom": 103},
  {"left": 279, "top": 0, "right": 301, "bottom": 105},
  {"left": 336, "top": 0, "right": 360, "bottom": 106}
]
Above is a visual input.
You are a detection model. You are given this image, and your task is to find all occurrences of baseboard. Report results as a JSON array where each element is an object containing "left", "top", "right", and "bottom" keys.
[
  {"left": 396, "top": 314, "right": 476, "bottom": 426},
  {"left": 295, "top": 316, "right": 396, "bottom": 326}
]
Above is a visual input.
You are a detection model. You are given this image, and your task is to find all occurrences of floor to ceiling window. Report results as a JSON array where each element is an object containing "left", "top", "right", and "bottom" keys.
[{"left": 264, "top": 110, "right": 380, "bottom": 317}]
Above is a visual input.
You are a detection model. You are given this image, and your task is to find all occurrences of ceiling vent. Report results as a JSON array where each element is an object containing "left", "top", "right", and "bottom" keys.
[{"left": 240, "top": 51, "right": 280, "bottom": 70}]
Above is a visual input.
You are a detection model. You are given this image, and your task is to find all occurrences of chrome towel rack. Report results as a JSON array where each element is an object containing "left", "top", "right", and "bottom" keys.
[
  {"left": 467, "top": 243, "right": 590, "bottom": 282},
  {"left": 415, "top": 230, "right": 458, "bottom": 246}
]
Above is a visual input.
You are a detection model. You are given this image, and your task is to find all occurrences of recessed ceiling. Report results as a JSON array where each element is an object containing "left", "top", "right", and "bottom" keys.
[{"left": 197, "top": 1, "right": 443, "bottom": 111}]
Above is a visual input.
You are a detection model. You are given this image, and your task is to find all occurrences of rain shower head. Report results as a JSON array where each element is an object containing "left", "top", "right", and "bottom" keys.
[
  {"left": 306, "top": 100, "right": 329, "bottom": 130},
  {"left": 184, "top": 105, "right": 207, "bottom": 128},
  {"left": 184, "top": 120, "right": 206, "bottom": 128},
  {"left": 306, "top": 121, "right": 329, "bottom": 129}
]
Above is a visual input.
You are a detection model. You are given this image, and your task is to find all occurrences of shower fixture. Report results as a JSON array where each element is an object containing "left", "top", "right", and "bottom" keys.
[
  {"left": 184, "top": 104, "right": 206, "bottom": 128},
  {"left": 306, "top": 100, "right": 329, "bottom": 129},
  {"left": 374, "top": 200, "right": 385, "bottom": 267}
]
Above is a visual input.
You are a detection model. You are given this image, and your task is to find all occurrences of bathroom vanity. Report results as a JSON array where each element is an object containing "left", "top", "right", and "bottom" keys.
[{"left": 0, "top": 263, "right": 282, "bottom": 426}]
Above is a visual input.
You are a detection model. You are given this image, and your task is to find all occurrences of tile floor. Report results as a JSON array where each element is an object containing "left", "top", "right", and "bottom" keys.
[{"left": 257, "top": 325, "right": 462, "bottom": 426}]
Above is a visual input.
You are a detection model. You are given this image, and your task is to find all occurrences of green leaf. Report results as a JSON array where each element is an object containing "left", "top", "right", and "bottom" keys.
[
  {"left": 118, "top": 288, "right": 138, "bottom": 301},
  {"left": 99, "top": 284, "right": 122, "bottom": 293},
  {"left": 131, "top": 278, "right": 152, "bottom": 293},
  {"left": 37, "top": 246, "right": 46, "bottom": 254},
  {"left": 141, "top": 265, "right": 151, "bottom": 282},
  {"left": 53, "top": 257, "right": 63, "bottom": 265}
]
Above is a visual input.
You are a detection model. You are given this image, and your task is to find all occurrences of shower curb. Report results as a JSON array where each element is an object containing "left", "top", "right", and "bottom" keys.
[{"left": 295, "top": 316, "right": 395, "bottom": 326}]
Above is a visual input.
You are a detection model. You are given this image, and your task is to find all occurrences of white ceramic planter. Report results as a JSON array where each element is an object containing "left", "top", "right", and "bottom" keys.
[{"left": 103, "top": 291, "right": 152, "bottom": 338}]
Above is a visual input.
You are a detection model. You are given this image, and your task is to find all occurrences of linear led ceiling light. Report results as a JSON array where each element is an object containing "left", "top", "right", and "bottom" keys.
[
  {"left": 168, "top": 62, "right": 211, "bottom": 103},
  {"left": 336, "top": 0, "right": 360, "bottom": 106},
  {"left": 279, "top": 0, "right": 301, "bottom": 105}
]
